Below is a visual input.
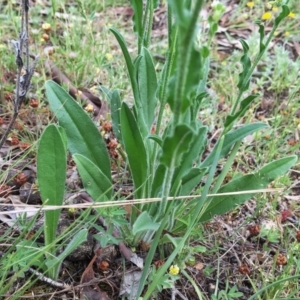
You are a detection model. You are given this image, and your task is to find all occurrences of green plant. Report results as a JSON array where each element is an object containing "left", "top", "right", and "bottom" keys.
[
  {"left": 42, "top": 0, "right": 297, "bottom": 297},
  {"left": 260, "top": 225, "right": 281, "bottom": 243},
  {"left": 37, "top": 124, "right": 88, "bottom": 279},
  {"left": 249, "top": 275, "right": 300, "bottom": 300},
  {"left": 211, "top": 285, "right": 243, "bottom": 300}
]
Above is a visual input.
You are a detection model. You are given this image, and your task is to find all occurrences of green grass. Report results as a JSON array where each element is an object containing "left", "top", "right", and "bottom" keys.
[{"left": 1, "top": 0, "right": 300, "bottom": 299}]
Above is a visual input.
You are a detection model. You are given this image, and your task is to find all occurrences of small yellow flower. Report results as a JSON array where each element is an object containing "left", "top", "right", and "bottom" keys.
[
  {"left": 90, "top": 85, "right": 98, "bottom": 93},
  {"left": 266, "top": 2, "right": 273, "bottom": 10},
  {"left": 95, "top": 67, "right": 101, "bottom": 75},
  {"left": 85, "top": 103, "right": 94, "bottom": 112},
  {"left": 284, "top": 31, "right": 290, "bottom": 37},
  {"left": 288, "top": 12, "right": 296, "bottom": 18},
  {"left": 169, "top": 264, "right": 180, "bottom": 275},
  {"left": 272, "top": 6, "right": 279, "bottom": 12},
  {"left": 42, "top": 23, "right": 51, "bottom": 31},
  {"left": 246, "top": 2, "right": 254, "bottom": 8},
  {"left": 262, "top": 12, "right": 272, "bottom": 20},
  {"left": 76, "top": 90, "right": 82, "bottom": 97},
  {"left": 68, "top": 207, "right": 77, "bottom": 216},
  {"left": 105, "top": 53, "right": 113, "bottom": 60}
]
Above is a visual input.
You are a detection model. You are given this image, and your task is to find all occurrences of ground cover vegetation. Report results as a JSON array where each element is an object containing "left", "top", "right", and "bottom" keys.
[{"left": 0, "top": 0, "right": 300, "bottom": 299}]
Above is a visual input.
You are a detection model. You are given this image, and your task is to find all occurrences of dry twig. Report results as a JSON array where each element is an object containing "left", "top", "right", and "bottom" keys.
[{"left": 0, "top": 0, "right": 39, "bottom": 149}]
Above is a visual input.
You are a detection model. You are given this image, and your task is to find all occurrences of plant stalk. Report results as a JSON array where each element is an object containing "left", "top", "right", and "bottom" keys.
[
  {"left": 172, "top": 0, "right": 204, "bottom": 128},
  {"left": 231, "top": 9, "right": 288, "bottom": 115}
]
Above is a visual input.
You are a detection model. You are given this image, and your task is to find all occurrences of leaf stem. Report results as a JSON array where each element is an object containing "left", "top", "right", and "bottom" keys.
[
  {"left": 212, "top": 140, "right": 242, "bottom": 193},
  {"left": 142, "top": 0, "right": 154, "bottom": 49},
  {"left": 142, "top": 136, "right": 224, "bottom": 299},
  {"left": 173, "top": 0, "right": 204, "bottom": 128},
  {"left": 231, "top": 8, "right": 288, "bottom": 115}
]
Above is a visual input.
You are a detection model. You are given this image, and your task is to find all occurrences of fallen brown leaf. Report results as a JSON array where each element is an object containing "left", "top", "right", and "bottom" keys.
[{"left": 80, "top": 253, "right": 110, "bottom": 300}]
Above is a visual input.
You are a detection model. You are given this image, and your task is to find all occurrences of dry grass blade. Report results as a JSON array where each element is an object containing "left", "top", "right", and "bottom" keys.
[{"left": 0, "top": 188, "right": 283, "bottom": 214}]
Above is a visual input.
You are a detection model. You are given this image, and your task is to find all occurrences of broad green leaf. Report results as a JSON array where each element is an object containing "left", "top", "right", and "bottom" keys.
[
  {"left": 201, "top": 122, "right": 268, "bottom": 168},
  {"left": 224, "top": 94, "right": 259, "bottom": 128},
  {"left": 133, "top": 55, "right": 148, "bottom": 136},
  {"left": 121, "top": 102, "right": 148, "bottom": 197},
  {"left": 132, "top": 211, "right": 160, "bottom": 235},
  {"left": 73, "top": 154, "right": 112, "bottom": 201},
  {"left": 167, "top": 47, "right": 202, "bottom": 113},
  {"left": 199, "top": 155, "right": 297, "bottom": 222},
  {"left": 160, "top": 124, "right": 195, "bottom": 168},
  {"left": 138, "top": 47, "right": 158, "bottom": 130},
  {"left": 258, "top": 155, "right": 297, "bottom": 180},
  {"left": 37, "top": 124, "right": 67, "bottom": 251},
  {"left": 45, "top": 81, "right": 111, "bottom": 181}
]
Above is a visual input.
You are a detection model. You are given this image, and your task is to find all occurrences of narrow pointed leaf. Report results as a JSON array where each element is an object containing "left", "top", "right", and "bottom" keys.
[
  {"left": 121, "top": 103, "right": 147, "bottom": 197},
  {"left": 129, "top": 0, "right": 143, "bottom": 34},
  {"left": 275, "top": 5, "right": 290, "bottom": 26},
  {"left": 110, "top": 90, "right": 122, "bottom": 142},
  {"left": 171, "top": 126, "right": 207, "bottom": 192},
  {"left": 138, "top": 47, "right": 158, "bottom": 129},
  {"left": 151, "top": 164, "right": 166, "bottom": 197},
  {"left": 201, "top": 122, "right": 267, "bottom": 168},
  {"left": 180, "top": 168, "right": 206, "bottom": 196},
  {"left": 199, "top": 156, "right": 297, "bottom": 222},
  {"left": 168, "top": 0, "right": 190, "bottom": 27},
  {"left": 110, "top": 28, "right": 139, "bottom": 102},
  {"left": 237, "top": 39, "right": 251, "bottom": 91},
  {"left": 255, "top": 21, "right": 266, "bottom": 52},
  {"left": 224, "top": 94, "right": 259, "bottom": 128},
  {"left": 148, "top": 134, "right": 163, "bottom": 147},
  {"left": 46, "top": 229, "right": 88, "bottom": 270}
]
